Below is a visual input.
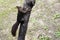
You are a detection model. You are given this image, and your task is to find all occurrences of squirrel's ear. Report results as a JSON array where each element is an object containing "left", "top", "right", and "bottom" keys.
[
  {"left": 16, "top": 6, "right": 19, "bottom": 8},
  {"left": 16, "top": 6, "right": 21, "bottom": 9}
]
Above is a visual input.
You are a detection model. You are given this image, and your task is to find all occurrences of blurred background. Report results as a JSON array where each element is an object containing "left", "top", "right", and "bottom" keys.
[{"left": 0, "top": 0, "right": 60, "bottom": 40}]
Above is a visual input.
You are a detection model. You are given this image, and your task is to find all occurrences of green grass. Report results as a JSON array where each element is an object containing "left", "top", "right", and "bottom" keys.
[
  {"left": 53, "top": 13, "right": 60, "bottom": 19},
  {"left": 39, "top": 35, "right": 50, "bottom": 40},
  {"left": 42, "top": 26, "right": 48, "bottom": 30},
  {"left": 55, "top": 31, "right": 60, "bottom": 38}
]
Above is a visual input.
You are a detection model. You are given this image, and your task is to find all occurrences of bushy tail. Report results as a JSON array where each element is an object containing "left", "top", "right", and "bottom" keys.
[{"left": 11, "top": 21, "right": 19, "bottom": 36}]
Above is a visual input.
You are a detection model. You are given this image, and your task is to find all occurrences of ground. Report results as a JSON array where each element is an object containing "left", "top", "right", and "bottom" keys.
[{"left": 0, "top": 0, "right": 60, "bottom": 40}]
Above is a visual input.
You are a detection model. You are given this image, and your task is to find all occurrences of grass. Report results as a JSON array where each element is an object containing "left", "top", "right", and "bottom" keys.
[
  {"left": 39, "top": 35, "right": 50, "bottom": 40},
  {"left": 53, "top": 13, "right": 60, "bottom": 19},
  {"left": 55, "top": 31, "right": 60, "bottom": 38},
  {"left": 42, "top": 26, "right": 48, "bottom": 30}
]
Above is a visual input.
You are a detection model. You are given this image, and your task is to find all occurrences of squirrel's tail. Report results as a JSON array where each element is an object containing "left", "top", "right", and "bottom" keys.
[{"left": 11, "top": 21, "right": 19, "bottom": 36}]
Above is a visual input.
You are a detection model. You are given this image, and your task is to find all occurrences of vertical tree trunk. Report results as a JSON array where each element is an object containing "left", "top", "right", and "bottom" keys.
[{"left": 18, "top": 0, "right": 35, "bottom": 40}]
